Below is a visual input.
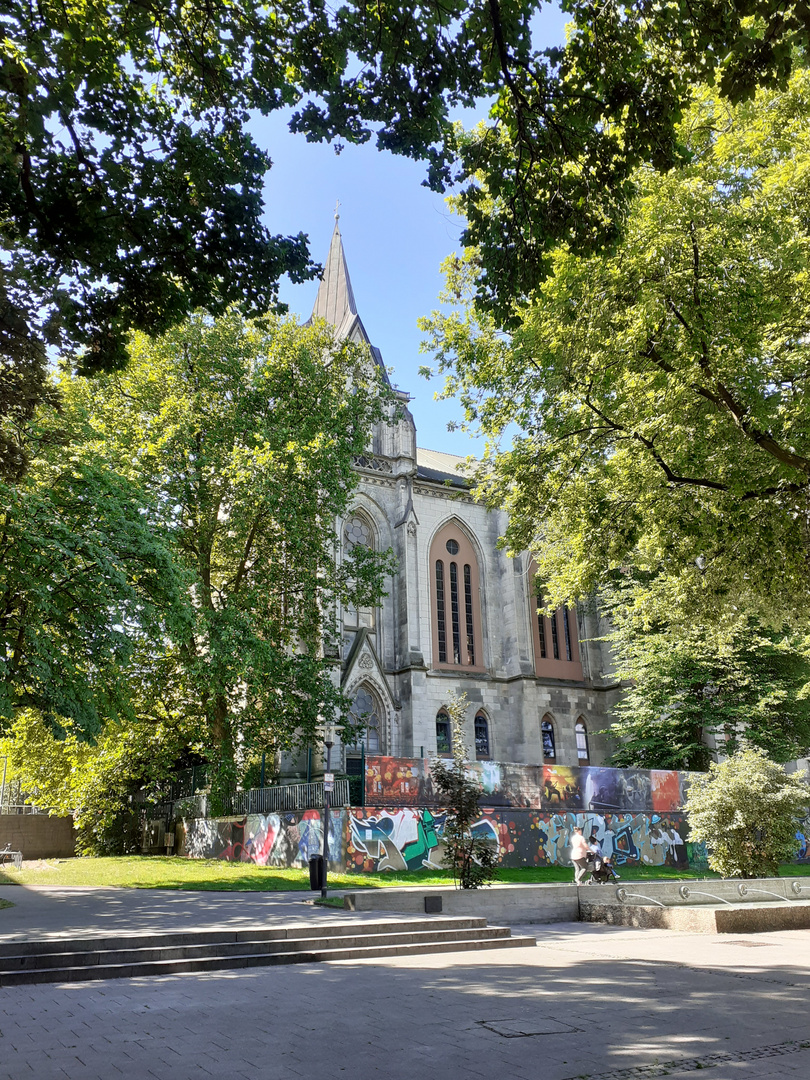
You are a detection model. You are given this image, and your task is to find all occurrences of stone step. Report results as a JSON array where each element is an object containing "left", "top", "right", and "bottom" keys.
[
  {"left": 0, "top": 916, "right": 488, "bottom": 958},
  {"left": 0, "top": 925, "right": 513, "bottom": 971},
  {"left": 0, "top": 930, "right": 536, "bottom": 986}
]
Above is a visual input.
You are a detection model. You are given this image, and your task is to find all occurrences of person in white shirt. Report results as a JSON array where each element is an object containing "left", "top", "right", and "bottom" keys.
[{"left": 570, "top": 827, "right": 590, "bottom": 884}]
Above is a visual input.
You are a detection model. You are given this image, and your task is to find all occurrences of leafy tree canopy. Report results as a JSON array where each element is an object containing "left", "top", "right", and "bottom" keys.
[
  {"left": 4, "top": 0, "right": 810, "bottom": 478},
  {"left": 67, "top": 309, "right": 395, "bottom": 801},
  {"left": 0, "top": 708, "right": 202, "bottom": 854},
  {"left": 422, "top": 68, "right": 810, "bottom": 628},
  {"left": 605, "top": 600, "right": 810, "bottom": 771},
  {"left": 0, "top": 390, "right": 186, "bottom": 739},
  {"left": 684, "top": 743, "right": 809, "bottom": 878}
]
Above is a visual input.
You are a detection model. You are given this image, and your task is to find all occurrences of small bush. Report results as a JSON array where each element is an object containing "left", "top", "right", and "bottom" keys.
[{"left": 684, "top": 744, "right": 809, "bottom": 878}]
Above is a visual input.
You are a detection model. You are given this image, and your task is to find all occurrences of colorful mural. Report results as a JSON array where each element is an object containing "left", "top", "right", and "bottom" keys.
[
  {"left": 177, "top": 760, "right": 807, "bottom": 873},
  {"left": 182, "top": 809, "right": 347, "bottom": 868},
  {"left": 365, "top": 757, "right": 694, "bottom": 814}
]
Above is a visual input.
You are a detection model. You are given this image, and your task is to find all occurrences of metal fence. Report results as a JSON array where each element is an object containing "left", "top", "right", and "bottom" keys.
[{"left": 170, "top": 779, "right": 351, "bottom": 820}]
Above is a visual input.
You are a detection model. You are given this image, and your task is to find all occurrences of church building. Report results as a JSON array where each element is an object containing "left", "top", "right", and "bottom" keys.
[{"left": 291, "top": 222, "right": 622, "bottom": 778}]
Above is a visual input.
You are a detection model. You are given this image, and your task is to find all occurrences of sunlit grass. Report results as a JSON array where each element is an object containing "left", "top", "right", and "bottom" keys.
[{"left": 1, "top": 856, "right": 808, "bottom": 892}]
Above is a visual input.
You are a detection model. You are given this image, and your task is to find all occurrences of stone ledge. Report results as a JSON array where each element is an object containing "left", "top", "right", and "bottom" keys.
[{"left": 579, "top": 899, "right": 810, "bottom": 934}]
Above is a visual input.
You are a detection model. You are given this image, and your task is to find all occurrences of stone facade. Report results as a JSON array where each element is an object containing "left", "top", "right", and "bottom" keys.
[{"left": 284, "top": 221, "right": 621, "bottom": 778}]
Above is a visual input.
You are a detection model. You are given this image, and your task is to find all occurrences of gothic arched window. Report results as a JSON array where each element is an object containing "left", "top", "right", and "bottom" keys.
[
  {"left": 474, "top": 713, "right": 491, "bottom": 759},
  {"left": 436, "top": 711, "right": 452, "bottom": 756},
  {"left": 348, "top": 684, "right": 382, "bottom": 753},
  {"left": 576, "top": 719, "right": 590, "bottom": 764},
  {"left": 541, "top": 715, "right": 556, "bottom": 761},
  {"left": 430, "top": 523, "right": 483, "bottom": 670},
  {"left": 343, "top": 512, "right": 375, "bottom": 631}
]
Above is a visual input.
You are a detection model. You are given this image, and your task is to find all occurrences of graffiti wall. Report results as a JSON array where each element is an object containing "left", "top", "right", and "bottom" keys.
[
  {"left": 363, "top": 757, "right": 693, "bottom": 813},
  {"left": 179, "top": 805, "right": 704, "bottom": 872},
  {"left": 178, "top": 760, "right": 807, "bottom": 873},
  {"left": 345, "top": 807, "right": 696, "bottom": 872},
  {"left": 182, "top": 809, "right": 347, "bottom": 869}
]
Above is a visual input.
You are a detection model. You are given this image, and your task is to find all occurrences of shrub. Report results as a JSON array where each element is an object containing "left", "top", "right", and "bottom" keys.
[{"left": 684, "top": 743, "right": 809, "bottom": 878}]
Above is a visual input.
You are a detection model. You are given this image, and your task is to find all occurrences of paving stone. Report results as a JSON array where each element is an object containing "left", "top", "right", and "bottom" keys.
[{"left": 4, "top": 892, "right": 810, "bottom": 1078}]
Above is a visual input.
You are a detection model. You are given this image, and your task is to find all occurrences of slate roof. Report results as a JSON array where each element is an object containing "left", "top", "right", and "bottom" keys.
[{"left": 416, "top": 447, "right": 471, "bottom": 488}]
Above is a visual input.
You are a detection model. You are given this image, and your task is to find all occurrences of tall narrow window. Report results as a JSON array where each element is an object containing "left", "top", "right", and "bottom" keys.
[
  {"left": 464, "top": 564, "right": 475, "bottom": 665},
  {"left": 435, "top": 560, "right": 446, "bottom": 663},
  {"left": 536, "top": 594, "right": 547, "bottom": 658},
  {"left": 436, "top": 711, "right": 452, "bottom": 755},
  {"left": 449, "top": 561, "right": 461, "bottom": 664},
  {"left": 563, "top": 608, "right": 573, "bottom": 662},
  {"left": 550, "top": 609, "right": 560, "bottom": 659},
  {"left": 475, "top": 713, "right": 490, "bottom": 759},
  {"left": 430, "top": 524, "right": 483, "bottom": 670},
  {"left": 541, "top": 716, "right": 556, "bottom": 760},
  {"left": 530, "top": 564, "right": 583, "bottom": 679},
  {"left": 576, "top": 720, "right": 589, "bottom": 763}
]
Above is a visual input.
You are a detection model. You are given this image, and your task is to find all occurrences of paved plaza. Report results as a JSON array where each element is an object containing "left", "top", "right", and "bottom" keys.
[{"left": 2, "top": 887, "right": 810, "bottom": 1080}]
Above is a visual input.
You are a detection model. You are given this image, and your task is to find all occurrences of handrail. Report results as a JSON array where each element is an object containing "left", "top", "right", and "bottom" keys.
[
  {"left": 737, "top": 884, "right": 792, "bottom": 902},
  {"left": 678, "top": 885, "right": 733, "bottom": 905},
  {"left": 615, "top": 887, "right": 667, "bottom": 908}
]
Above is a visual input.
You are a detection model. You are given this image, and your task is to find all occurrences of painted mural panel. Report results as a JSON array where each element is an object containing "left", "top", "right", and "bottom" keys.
[
  {"left": 364, "top": 757, "right": 439, "bottom": 806},
  {"left": 364, "top": 757, "right": 698, "bottom": 813},
  {"left": 541, "top": 766, "right": 583, "bottom": 809},
  {"left": 650, "top": 770, "right": 683, "bottom": 812},
  {"left": 581, "top": 768, "right": 625, "bottom": 811},
  {"left": 182, "top": 809, "right": 347, "bottom": 868},
  {"left": 347, "top": 808, "right": 445, "bottom": 872}
]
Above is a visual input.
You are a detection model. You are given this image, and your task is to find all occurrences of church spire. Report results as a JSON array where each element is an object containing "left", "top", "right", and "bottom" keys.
[
  {"left": 310, "top": 218, "right": 358, "bottom": 330},
  {"left": 308, "top": 215, "right": 392, "bottom": 389}
]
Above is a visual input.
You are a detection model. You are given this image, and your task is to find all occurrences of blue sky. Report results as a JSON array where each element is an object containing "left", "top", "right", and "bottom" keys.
[{"left": 250, "top": 5, "right": 569, "bottom": 457}]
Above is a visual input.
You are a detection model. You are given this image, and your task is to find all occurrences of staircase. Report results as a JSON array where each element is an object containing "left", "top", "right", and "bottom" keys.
[{"left": 0, "top": 917, "right": 535, "bottom": 985}]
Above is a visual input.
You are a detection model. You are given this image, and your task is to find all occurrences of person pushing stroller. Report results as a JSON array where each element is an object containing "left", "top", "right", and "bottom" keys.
[{"left": 586, "top": 831, "right": 621, "bottom": 884}]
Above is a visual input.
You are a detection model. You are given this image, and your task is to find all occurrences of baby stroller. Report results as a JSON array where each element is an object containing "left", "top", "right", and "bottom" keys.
[{"left": 585, "top": 850, "right": 620, "bottom": 884}]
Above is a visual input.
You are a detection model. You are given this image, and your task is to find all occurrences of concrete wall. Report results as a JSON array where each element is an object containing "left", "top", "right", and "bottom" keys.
[
  {"left": 344, "top": 883, "right": 580, "bottom": 924},
  {"left": 0, "top": 814, "right": 76, "bottom": 859}
]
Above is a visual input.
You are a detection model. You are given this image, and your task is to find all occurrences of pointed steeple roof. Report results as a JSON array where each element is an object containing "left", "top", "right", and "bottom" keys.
[
  {"left": 309, "top": 217, "right": 391, "bottom": 385},
  {"left": 311, "top": 220, "right": 358, "bottom": 330}
]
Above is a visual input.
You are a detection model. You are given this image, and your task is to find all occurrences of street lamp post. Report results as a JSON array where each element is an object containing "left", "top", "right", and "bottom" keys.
[{"left": 321, "top": 724, "right": 335, "bottom": 899}]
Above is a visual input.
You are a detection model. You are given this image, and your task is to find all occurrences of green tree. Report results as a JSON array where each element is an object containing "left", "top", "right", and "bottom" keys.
[
  {"left": 0, "top": 396, "right": 185, "bottom": 739},
  {"left": 6, "top": 1, "right": 810, "bottom": 406},
  {"left": 0, "top": 708, "right": 203, "bottom": 855},
  {"left": 605, "top": 603, "right": 810, "bottom": 771},
  {"left": 684, "top": 744, "right": 809, "bottom": 878},
  {"left": 422, "top": 70, "right": 810, "bottom": 628},
  {"left": 431, "top": 694, "right": 498, "bottom": 889},
  {"left": 69, "top": 309, "right": 394, "bottom": 805}
]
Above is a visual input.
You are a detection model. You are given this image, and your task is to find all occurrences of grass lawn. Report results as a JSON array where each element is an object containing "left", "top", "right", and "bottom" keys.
[{"left": 2, "top": 857, "right": 809, "bottom": 892}]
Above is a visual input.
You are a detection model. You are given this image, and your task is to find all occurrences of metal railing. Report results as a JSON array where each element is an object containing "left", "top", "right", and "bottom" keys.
[
  {"left": 171, "top": 779, "right": 351, "bottom": 820},
  {"left": 230, "top": 779, "right": 350, "bottom": 815}
]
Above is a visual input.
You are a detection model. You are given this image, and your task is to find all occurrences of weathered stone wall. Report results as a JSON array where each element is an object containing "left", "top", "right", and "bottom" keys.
[{"left": 0, "top": 814, "right": 76, "bottom": 859}]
